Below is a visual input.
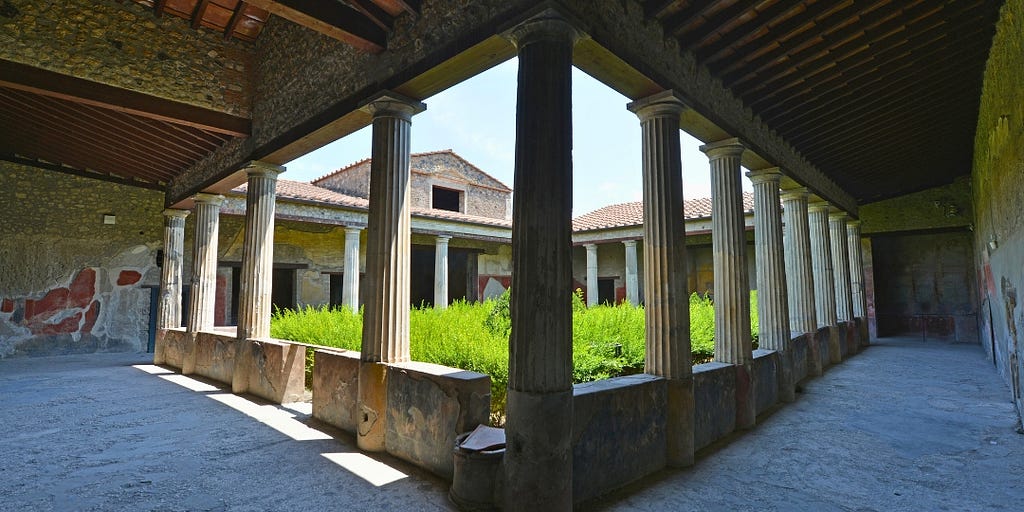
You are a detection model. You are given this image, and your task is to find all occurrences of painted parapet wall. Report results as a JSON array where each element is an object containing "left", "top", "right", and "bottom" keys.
[
  {"left": 0, "top": 162, "right": 163, "bottom": 358},
  {"left": 971, "top": 0, "right": 1024, "bottom": 417}
]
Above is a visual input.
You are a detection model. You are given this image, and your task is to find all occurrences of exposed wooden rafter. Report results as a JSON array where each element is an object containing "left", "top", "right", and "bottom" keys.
[
  {"left": 191, "top": 0, "right": 211, "bottom": 29},
  {"left": 246, "top": 0, "right": 387, "bottom": 52},
  {"left": 0, "top": 60, "right": 250, "bottom": 137},
  {"left": 224, "top": 1, "right": 249, "bottom": 41}
]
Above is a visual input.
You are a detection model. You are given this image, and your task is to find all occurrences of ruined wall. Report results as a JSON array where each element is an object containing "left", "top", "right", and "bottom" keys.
[
  {"left": 0, "top": 162, "right": 164, "bottom": 357},
  {"left": 0, "top": 0, "right": 252, "bottom": 116},
  {"left": 970, "top": 0, "right": 1024, "bottom": 415}
]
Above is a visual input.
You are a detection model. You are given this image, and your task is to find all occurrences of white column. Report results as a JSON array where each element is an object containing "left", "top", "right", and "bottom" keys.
[
  {"left": 781, "top": 188, "right": 817, "bottom": 335},
  {"left": 157, "top": 209, "right": 189, "bottom": 330},
  {"left": 342, "top": 227, "right": 361, "bottom": 312},
  {"left": 434, "top": 235, "right": 450, "bottom": 309},
  {"left": 585, "top": 243, "right": 599, "bottom": 307},
  {"left": 623, "top": 240, "right": 639, "bottom": 305},
  {"left": 627, "top": 89, "right": 693, "bottom": 467},
  {"left": 808, "top": 202, "right": 837, "bottom": 329},
  {"left": 236, "top": 162, "right": 284, "bottom": 341},
  {"left": 847, "top": 220, "right": 867, "bottom": 319},
  {"left": 357, "top": 91, "right": 426, "bottom": 453},
  {"left": 186, "top": 193, "right": 224, "bottom": 333},
  {"left": 830, "top": 212, "right": 854, "bottom": 323}
]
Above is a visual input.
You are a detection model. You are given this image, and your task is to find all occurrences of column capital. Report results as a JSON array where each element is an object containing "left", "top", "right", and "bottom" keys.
[
  {"left": 193, "top": 193, "right": 225, "bottom": 206},
  {"left": 506, "top": 9, "right": 582, "bottom": 49},
  {"left": 360, "top": 90, "right": 426, "bottom": 120},
  {"left": 746, "top": 167, "right": 783, "bottom": 185},
  {"left": 344, "top": 226, "right": 363, "bottom": 235},
  {"left": 162, "top": 208, "right": 190, "bottom": 219},
  {"left": 807, "top": 200, "right": 831, "bottom": 213},
  {"left": 699, "top": 137, "right": 745, "bottom": 160},
  {"left": 436, "top": 235, "right": 451, "bottom": 244},
  {"left": 584, "top": 243, "right": 598, "bottom": 250},
  {"left": 626, "top": 90, "right": 687, "bottom": 122},
  {"left": 846, "top": 219, "right": 862, "bottom": 228},
  {"left": 780, "top": 187, "right": 810, "bottom": 202},
  {"left": 242, "top": 160, "right": 285, "bottom": 179},
  {"left": 828, "top": 211, "right": 851, "bottom": 222},
  {"left": 622, "top": 239, "right": 638, "bottom": 248}
]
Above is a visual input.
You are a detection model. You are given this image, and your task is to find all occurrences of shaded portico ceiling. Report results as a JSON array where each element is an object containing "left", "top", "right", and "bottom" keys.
[{"left": 0, "top": 0, "right": 1003, "bottom": 208}]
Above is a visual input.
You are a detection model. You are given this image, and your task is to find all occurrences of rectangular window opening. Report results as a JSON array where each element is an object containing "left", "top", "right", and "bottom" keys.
[{"left": 432, "top": 186, "right": 462, "bottom": 212}]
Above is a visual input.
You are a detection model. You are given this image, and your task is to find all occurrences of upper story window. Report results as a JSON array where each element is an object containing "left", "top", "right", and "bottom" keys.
[{"left": 432, "top": 186, "right": 462, "bottom": 212}]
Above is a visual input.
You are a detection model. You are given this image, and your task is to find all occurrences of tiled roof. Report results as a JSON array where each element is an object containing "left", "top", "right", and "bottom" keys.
[
  {"left": 234, "top": 180, "right": 512, "bottom": 228},
  {"left": 572, "top": 192, "right": 755, "bottom": 232}
]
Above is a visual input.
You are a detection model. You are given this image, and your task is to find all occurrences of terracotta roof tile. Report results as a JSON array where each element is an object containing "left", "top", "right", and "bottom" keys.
[{"left": 572, "top": 192, "right": 755, "bottom": 232}]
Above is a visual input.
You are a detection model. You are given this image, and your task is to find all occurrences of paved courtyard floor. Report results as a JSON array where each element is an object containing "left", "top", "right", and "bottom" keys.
[{"left": 1, "top": 337, "right": 1022, "bottom": 511}]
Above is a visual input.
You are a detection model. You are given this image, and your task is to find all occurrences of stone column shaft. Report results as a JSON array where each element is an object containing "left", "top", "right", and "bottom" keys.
[
  {"left": 585, "top": 243, "right": 599, "bottom": 307},
  {"left": 781, "top": 189, "right": 817, "bottom": 334},
  {"left": 628, "top": 89, "right": 693, "bottom": 467},
  {"left": 186, "top": 193, "right": 224, "bottom": 333},
  {"left": 236, "top": 163, "right": 284, "bottom": 341},
  {"left": 808, "top": 202, "right": 837, "bottom": 328},
  {"left": 701, "top": 137, "right": 755, "bottom": 430},
  {"left": 157, "top": 209, "right": 189, "bottom": 331},
  {"left": 748, "top": 169, "right": 795, "bottom": 402},
  {"left": 830, "top": 213, "right": 854, "bottom": 323},
  {"left": 357, "top": 92, "right": 426, "bottom": 453},
  {"left": 701, "top": 139, "right": 752, "bottom": 365},
  {"left": 624, "top": 240, "right": 639, "bottom": 305},
  {"left": 342, "top": 227, "right": 361, "bottom": 312},
  {"left": 434, "top": 235, "right": 450, "bottom": 309},
  {"left": 847, "top": 220, "right": 867, "bottom": 318},
  {"left": 360, "top": 93, "right": 425, "bottom": 364},
  {"left": 504, "top": 13, "right": 578, "bottom": 511}
]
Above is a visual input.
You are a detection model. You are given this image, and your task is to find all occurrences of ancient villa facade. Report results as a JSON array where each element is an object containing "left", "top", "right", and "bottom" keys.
[{"left": 0, "top": 0, "right": 1019, "bottom": 509}]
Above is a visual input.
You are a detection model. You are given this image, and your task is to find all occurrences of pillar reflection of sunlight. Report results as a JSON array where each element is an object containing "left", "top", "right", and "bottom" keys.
[{"left": 320, "top": 453, "right": 408, "bottom": 487}]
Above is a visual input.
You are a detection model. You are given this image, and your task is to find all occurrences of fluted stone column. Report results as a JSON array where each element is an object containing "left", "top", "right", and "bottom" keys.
[
  {"left": 357, "top": 91, "right": 425, "bottom": 453},
  {"left": 585, "top": 243, "right": 599, "bottom": 307},
  {"left": 232, "top": 163, "right": 284, "bottom": 395},
  {"left": 748, "top": 168, "right": 795, "bottom": 402},
  {"left": 157, "top": 209, "right": 189, "bottom": 331},
  {"left": 504, "top": 13, "right": 578, "bottom": 511},
  {"left": 624, "top": 240, "right": 639, "bottom": 305},
  {"left": 847, "top": 220, "right": 867, "bottom": 319},
  {"left": 184, "top": 193, "right": 223, "bottom": 375},
  {"left": 434, "top": 235, "right": 450, "bottom": 309},
  {"left": 154, "top": 209, "right": 188, "bottom": 365},
  {"left": 700, "top": 137, "right": 755, "bottom": 430},
  {"left": 782, "top": 188, "right": 821, "bottom": 376},
  {"left": 342, "top": 227, "right": 361, "bottom": 312},
  {"left": 236, "top": 162, "right": 284, "bottom": 341},
  {"left": 808, "top": 201, "right": 840, "bottom": 364},
  {"left": 627, "top": 89, "right": 694, "bottom": 467},
  {"left": 830, "top": 212, "right": 855, "bottom": 325},
  {"left": 186, "top": 193, "right": 224, "bottom": 334}
]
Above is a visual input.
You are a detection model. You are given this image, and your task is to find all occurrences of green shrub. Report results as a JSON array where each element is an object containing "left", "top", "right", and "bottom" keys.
[{"left": 270, "top": 289, "right": 761, "bottom": 423}]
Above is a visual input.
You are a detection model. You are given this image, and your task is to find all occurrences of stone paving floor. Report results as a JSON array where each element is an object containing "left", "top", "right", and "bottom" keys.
[{"left": 1, "top": 337, "right": 1022, "bottom": 511}]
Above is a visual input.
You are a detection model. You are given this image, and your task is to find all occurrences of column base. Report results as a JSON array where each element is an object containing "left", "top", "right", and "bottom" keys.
[
  {"left": 181, "top": 331, "right": 199, "bottom": 375},
  {"left": 232, "top": 338, "right": 253, "bottom": 395},
  {"left": 357, "top": 361, "right": 389, "bottom": 452},
  {"left": 777, "top": 350, "right": 797, "bottom": 403},
  {"left": 828, "top": 325, "right": 843, "bottom": 364},
  {"left": 805, "top": 331, "right": 823, "bottom": 377},
  {"left": 665, "top": 377, "right": 695, "bottom": 467},
  {"left": 504, "top": 388, "right": 573, "bottom": 512}
]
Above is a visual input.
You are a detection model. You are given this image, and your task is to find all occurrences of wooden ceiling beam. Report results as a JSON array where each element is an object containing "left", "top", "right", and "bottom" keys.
[
  {"left": 224, "top": 1, "right": 248, "bottom": 41},
  {"left": 191, "top": 0, "right": 211, "bottom": 29},
  {"left": 0, "top": 154, "right": 165, "bottom": 191},
  {"left": 154, "top": 0, "right": 167, "bottom": 18},
  {"left": 676, "top": 1, "right": 750, "bottom": 51},
  {"left": 348, "top": 0, "right": 395, "bottom": 30},
  {"left": 697, "top": 1, "right": 804, "bottom": 65},
  {"left": 395, "top": 0, "right": 420, "bottom": 17},
  {"left": 0, "top": 60, "right": 250, "bottom": 137},
  {"left": 644, "top": 0, "right": 680, "bottom": 20},
  {"left": 245, "top": 0, "right": 387, "bottom": 53}
]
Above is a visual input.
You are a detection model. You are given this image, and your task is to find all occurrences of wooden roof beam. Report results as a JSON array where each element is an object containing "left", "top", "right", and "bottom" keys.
[
  {"left": 224, "top": 1, "right": 249, "bottom": 41},
  {"left": 0, "top": 60, "right": 250, "bottom": 137},
  {"left": 191, "top": 0, "right": 211, "bottom": 29},
  {"left": 0, "top": 154, "right": 165, "bottom": 191},
  {"left": 245, "top": 0, "right": 387, "bottom": 53},
  {"left": 348, "top": 0, "right": 395, "bottom": 30}
]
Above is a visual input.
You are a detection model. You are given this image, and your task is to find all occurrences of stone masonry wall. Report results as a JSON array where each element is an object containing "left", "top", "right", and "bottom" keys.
[
  {"left": 859, "top": 178, "right": 974, "bottom": 235},
  {"left": 0, "top": 0, "right": 253, "bottom": 116},
  {"left": 0, "top": 162, "right": 164, "bottom": 357},
  {"left": 971, "top": 0, "right": 1024, "bottom": 416}
]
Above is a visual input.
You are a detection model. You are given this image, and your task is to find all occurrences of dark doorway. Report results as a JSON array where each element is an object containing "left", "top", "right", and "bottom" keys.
[
  {"left": 598, "top": 278, "right": 616, "bottom": 305},
  {"left": 230, "top": 265, "right": 299, "bottom": 322},
  {"left": 146, "top": 286, "right": 159, "bottom": 352},
  {"left": 411, "top": 245, "right": 435, "bottom": 307}
]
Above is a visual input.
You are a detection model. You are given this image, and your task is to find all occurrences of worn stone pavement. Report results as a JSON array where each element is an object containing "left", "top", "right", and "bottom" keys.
[{"left": 1, "top": 337, "right": 1022, "bottom": 511}]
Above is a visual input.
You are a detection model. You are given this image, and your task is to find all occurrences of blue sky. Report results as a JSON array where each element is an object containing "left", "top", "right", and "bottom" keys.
[{"left": 285, "top": 58, "right": 750, "bottom": 216}]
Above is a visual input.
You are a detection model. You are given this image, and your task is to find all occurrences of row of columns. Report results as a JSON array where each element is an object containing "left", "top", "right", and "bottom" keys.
[{"left": 583, "top": 241, "right": 640, "bottom": 307}]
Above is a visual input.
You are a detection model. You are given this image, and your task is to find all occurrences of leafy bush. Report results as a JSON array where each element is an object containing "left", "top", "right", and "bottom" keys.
[{"left": 270, "top": 289, "right": 760, "bottom": 423}]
